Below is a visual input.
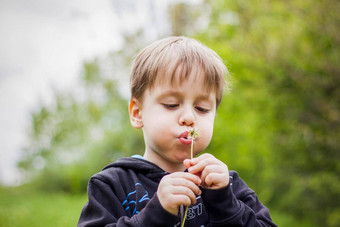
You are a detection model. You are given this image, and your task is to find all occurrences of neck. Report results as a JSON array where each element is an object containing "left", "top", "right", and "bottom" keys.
[{"left": 143, "top": 151, "right": 186, "bottom": 173}]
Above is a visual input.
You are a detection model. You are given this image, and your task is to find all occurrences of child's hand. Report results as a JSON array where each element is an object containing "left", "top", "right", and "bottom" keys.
[
  {"left": 184, "top": 153, "right": 229, "bottom": 189},
  {"left": 157, "top": 172, "right": 202, "bottom": 215}
]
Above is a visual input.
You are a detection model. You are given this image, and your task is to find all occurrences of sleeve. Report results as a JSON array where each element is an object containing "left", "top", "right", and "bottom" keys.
[
  {"left": 77, "top": 177, "right": 178, "bottom": 227},
  {"left": 201, "top": 172, "right": 277, "bottom": 227}
]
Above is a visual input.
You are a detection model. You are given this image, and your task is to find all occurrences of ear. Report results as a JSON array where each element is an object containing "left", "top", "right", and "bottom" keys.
[{"left": 129, "top": 98, "right": 143, "bottom": 129}]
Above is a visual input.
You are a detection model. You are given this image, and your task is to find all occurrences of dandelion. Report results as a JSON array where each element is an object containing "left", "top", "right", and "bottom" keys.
[{"left": 188, "top": 128, "right": 199, "bottom": 160}]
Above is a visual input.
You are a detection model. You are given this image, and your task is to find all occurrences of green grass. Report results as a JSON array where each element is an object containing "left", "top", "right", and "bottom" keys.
[{"left": 0, "top": 187, "right": 87, "bottom": 227}]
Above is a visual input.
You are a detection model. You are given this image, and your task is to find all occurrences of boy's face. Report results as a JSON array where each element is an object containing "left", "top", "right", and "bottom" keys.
[{"left": 129, "top": 71, "right": 217, "bottom": 171}]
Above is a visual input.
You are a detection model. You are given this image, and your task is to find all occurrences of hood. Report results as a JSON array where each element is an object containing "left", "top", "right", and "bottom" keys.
[{"left": 102, "top": 157, "right": 168, "bottom": 181}]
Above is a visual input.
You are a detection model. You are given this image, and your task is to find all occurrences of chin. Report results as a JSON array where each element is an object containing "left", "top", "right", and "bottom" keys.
[{"left": 173, "top": 153, "right": 190, "bottom": 162}]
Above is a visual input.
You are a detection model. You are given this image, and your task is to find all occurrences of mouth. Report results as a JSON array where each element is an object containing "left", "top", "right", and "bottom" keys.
[{"left": 178, "top": 131, "right": 192, "bottom": 145}]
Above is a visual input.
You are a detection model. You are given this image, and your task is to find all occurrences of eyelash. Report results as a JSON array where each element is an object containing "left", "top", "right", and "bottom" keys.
[
  {"left": 162, "top": 104, "right": 179, "bottom": 109},
  {"left": 162, "top": 104, "right": 209, "bottom": 113},
  {"left": 195, "top": 106, "right": 209, "bottom": 113}
]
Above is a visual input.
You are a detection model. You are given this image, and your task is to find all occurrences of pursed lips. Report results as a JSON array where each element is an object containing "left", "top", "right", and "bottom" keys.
[{"left": 178, "top": 131, "right": 192, "bottom": 145}]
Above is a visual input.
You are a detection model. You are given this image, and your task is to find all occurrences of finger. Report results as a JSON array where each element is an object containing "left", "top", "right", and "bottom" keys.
[
  {"left": 200, "top": 164, "right": 221, "bottom": 184},
  {"left": 191, "top": 153, "right": 215, "bottom": 163},
  {"left": 183, "top": 159, "right": 192, "bottom": 170},
  {"left": 172, "top": 178, "right": 202, "bottom": 196},
  {"left": 200, "top": 164, "right": 229, "bottom": 188},
  {"left": 204, "top": 172, "right": 229, "bottom": 188},
  {"left": 188, "top": 156, "right": 222, "bottom": 174},
  {"left": 172, "top": 194, "right": 192, "bottom": 207},
  {"left": 158, "top": 193, "right": 192, "bottom": 214},
  {"left": 173, "top": 185, "right": 199, "bottom": 205},
  {"left": 204, "top": 172, "right": 221, "bottom": 187},
  {"left": 170, "top": 172, "right": 202, "bottom": 185},
  {"left": 189, "top": 153, "right": 218, "bottom": 167},
  {"left": 161, "top": 173, "right": 202, "bottom": 195}
]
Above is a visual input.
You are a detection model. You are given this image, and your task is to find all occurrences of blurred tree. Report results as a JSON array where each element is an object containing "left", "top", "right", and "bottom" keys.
[
  {"left": 195, "top": 0, "right": 340, "bottom": 226},
  {"left": 17, "top": 3, "right": 159, "bottom": 194},
  {"left": 169, "top": 2, "right": 209, "bottom": 36},
  {"left": 18, "top": 54, "right": 144, "bottom": 193}
]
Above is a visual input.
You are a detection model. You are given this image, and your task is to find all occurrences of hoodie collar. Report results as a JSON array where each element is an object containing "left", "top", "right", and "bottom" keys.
[{"left": 102, "top": 156, "right": 168, "bottom": 180}]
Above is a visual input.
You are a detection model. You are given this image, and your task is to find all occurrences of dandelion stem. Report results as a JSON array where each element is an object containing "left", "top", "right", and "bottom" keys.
[
  {"left": 181, "top": 206, "right": 189, "bottom": 227},
  {"left": 190, "top": 137, "right": 194, "bottom": 159},
  {"left": 181, "top": 128, "right": 199, "bottom": 227}
]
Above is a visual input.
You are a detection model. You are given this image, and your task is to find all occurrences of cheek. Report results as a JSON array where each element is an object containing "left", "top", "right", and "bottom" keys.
[
  {"left": 143, "top": 112, "right": 171, "bottom": 135},
  {"left": 142, "top": 106, "right": 163, "bottom": 123},
  {"left": 199, "top": 117, "right": 215, "bottom": 146},
  {"left": 202, "top": 129, "right": 213, "bottom": 147}
]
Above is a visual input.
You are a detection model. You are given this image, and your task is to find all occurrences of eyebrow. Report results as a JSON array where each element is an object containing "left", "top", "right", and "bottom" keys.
[{"left": 157, "top": 90, "right": 214, "bottom": 102}]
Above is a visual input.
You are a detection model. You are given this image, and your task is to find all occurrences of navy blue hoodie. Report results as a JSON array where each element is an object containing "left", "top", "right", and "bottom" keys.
[{"left": 78, "top": 157, "right": 277, "bottom": 227}]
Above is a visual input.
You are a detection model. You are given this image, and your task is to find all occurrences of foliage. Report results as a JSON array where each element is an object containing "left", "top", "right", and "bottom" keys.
[
  {"left": 10, "top": 0, "right": 340, "bottom": 226},
  {"left": 194, "top": 0, "right": 339, "bottom": 226},
  {"left": 18, "top": 56, "right": 144, "bottom": 194}
]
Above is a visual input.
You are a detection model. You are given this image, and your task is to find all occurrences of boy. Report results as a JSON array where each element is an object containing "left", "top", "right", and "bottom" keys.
[{"left": 78, "top": 36, "right": 277, "bottom": 226}]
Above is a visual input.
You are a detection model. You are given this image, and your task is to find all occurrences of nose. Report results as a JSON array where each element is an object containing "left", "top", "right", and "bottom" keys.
[{"left": 179, "top": 106, "right": 195, "bottom": 127}]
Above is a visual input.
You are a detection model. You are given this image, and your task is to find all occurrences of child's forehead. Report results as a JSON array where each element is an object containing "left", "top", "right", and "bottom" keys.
[
  {"left": 144, "top": 74, "right": 216, "bottom": 105},
  {"left": 152, "top": 66, "right": 213, "bottom": 92},
  {"left": 148, "top": 79, "right": 215, "bottom": 103}
]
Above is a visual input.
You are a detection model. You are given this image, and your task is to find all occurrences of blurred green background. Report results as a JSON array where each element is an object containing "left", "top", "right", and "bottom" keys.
[{"left": 1, "top": 0, "right": 339, "bottom": 226}]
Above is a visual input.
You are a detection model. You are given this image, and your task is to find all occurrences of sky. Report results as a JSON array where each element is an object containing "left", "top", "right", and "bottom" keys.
[{"left": 0, "top": 0, "right": 171, "bottom": 185}]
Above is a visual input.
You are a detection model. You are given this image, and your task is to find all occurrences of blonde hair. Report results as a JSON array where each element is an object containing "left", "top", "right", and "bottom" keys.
[{"left": 130, "top": 36, "right": 228, "bottom": 107}]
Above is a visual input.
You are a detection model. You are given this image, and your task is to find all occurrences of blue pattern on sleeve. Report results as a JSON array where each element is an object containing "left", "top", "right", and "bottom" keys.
[{"left": 122, "top": 183, "right": 150, "bottom": 215}]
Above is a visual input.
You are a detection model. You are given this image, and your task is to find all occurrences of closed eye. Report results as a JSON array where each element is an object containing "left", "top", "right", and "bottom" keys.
[
  {"left": 195, "top": 106, "right": 210, "bottom": 113},
  {"left": 162, "top": 103, "right": 179, "bottom": 109}
]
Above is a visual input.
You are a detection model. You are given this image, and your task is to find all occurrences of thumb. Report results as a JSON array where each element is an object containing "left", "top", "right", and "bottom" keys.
[{"left": 183, "top": 159, "right": 192, "bottom": 170}]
